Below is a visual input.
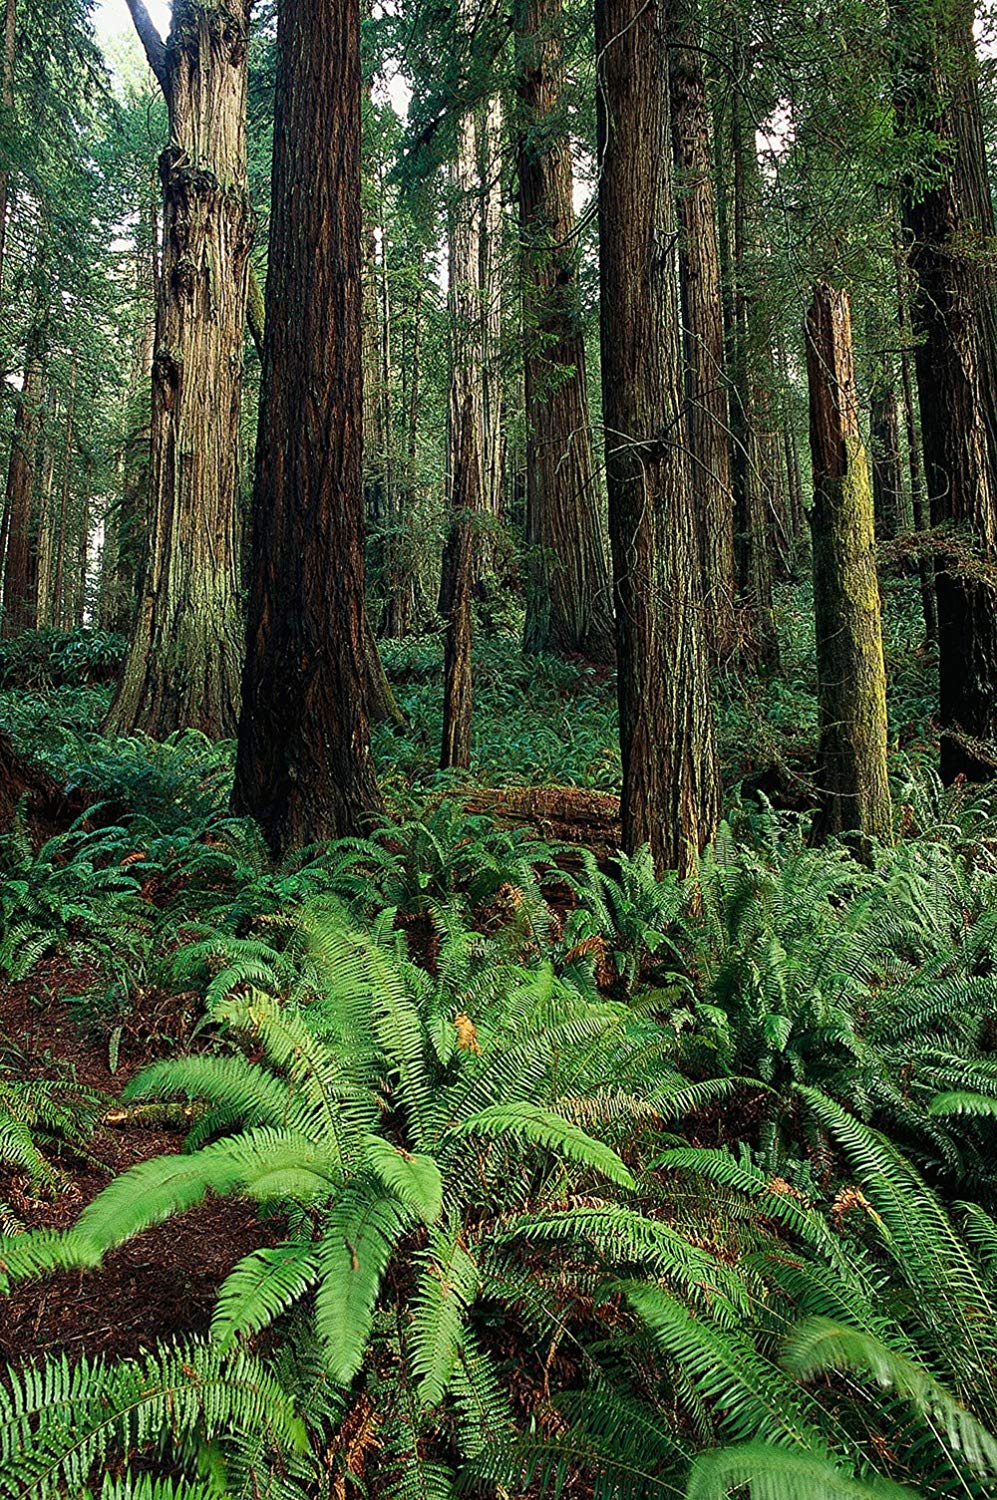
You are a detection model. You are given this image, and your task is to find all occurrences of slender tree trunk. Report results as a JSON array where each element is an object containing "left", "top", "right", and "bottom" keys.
[
  {"left": 480, "top": 92, "right": 504, "bottom": 531},
  {"left": 50, "top": 354, "right": 76, "bottom": 630},
  {"left": 99, "top": 450, "right": 124, "bottom": 631},
  {"left": 1, "top": 330, "right": 43, "bottom": 638},
  {"left": 35, "top": 395, "right": 57, "bottom": 628},
  {"left": 595, "top": 0, "right": 719, "bottom": 873},
  {"left": 233, "top": 0, "right": 381, "bottom": 854},
  {"left": 363, "top": 219, "right": 386, "bottom": 525},
  {"left": 806, "top": 283, "right": 891, "bottom": 843},
  {"left": 729, "top": 47, "right": 779, "bottom": 667},
  {"left": 870, "top": 382, "right": 904, "bottom": 540},
  {"left": 382, "top": 253, "right": 422, "bottom": 639},
  {"left": 669, "top": 7, "right": 737, "bottom": 662},
  {"left": 440, "top": 40, "right": 484, "bottom": 771},
  {"left": 107, "top": 0, "right": 252, "bottom": 738},
  {"left": 517, "top": 0, "right": 614, "bottom": 661},
  {"left": 898, "top": 0, "right": 997, "bottom": 779},
  {"left": 896, "top": 248, "right": 937, "bottom": 643},
  {"left": 76, "top": 459, "right": 91, "bottom": 627}
]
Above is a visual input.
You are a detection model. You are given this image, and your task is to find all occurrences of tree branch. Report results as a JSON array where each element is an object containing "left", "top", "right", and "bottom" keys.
[{"left": 124, "top": 0, "right": 169, "bottom": 95}]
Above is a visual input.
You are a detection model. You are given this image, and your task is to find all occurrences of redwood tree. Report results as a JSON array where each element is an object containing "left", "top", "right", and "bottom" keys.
[
  {"left": 595, "top": 0, "right": 719, "bottom": 873},
  {"left": 669, "top": 5, "right": 737, "bottom": 662},
  {"left": 517, "top": 0, "right": 614, "bottom": 662},
  {"left": 897, "top": 0, "right": 997, "bottom": 779},
  {"left": 806, "top": 283, "right": 892, "bottom": 844},
  {"left": 440, "top": 46, "right": 484, "bottom": 771},
  {"left": 232, "top": 0, "right": 381, "bottom": 854},
  {"left": 1, "top": 323, "right": 44, "bottom": 638},
  {"left": 105, "top": 0, "right": 252, "bottom": 738}
]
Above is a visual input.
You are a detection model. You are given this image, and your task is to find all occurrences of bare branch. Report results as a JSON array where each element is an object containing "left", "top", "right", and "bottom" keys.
[{"left": 124, "top": 0, "right": 169, "bottom": 96}]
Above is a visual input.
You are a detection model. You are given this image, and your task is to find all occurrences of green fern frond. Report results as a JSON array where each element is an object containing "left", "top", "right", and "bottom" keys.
[
  {"left": 212, "top": 1242, "right": 321, "bottom": 1353},
  {"left": 315, "top": 1179, "right": 413, "bottom": 1384},
  {"left": 456, "top": 1103, "right": 635, "bottom": 1189},
  {"left": 686, "top": 1443, "right": 921, "bottom": 1499}
]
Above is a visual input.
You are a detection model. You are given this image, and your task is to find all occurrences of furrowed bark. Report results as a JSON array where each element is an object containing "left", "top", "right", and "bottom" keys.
[
  {"left": 595, "top": 0, "right": 720, "bottom": 872},
  {"left": 518, "top": 0, "right": 614, "bottom": 662},
  {"left": 233, "top": 0, "right": 381, "bottom": 854},
  {"left": 106, "top": 0, "right": 252, "bottom": 738},
  {"left": 669, "top": 5, "right": 737, "bottom": 662}
]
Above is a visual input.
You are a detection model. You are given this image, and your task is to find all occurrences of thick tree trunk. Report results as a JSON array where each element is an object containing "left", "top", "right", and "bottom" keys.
[
  {"left": 517, "top": 0, "right": 614, "bottom": 662},
  {"left": 898, "top": 0, "right": 997, "bottom": 779},
  {"left": 1, "top": 332, "right": 43, "bottom": 638},
  {"left": 595, "top": 0, "right": 719, "bottom": 873},
  {"left": 806, "top": 283, "right": 892, "bottom": 844},
  {"left": 440, "top": 49, "right": 484, "bottom": 771},
  {"left": 232, "top": 0, "right": 381, "bottom": 855},
  {"left": 106, "top": 0, "right": 252, "bottom": 739},
  {"left": 729, "top": 53, "right": 779, "bottom": 668},
  {"left": 669, "top": 10, "right": 737, "bottom": 662},
  {"left": 896, "top": 249, "right": 937, "bottom": 643}
]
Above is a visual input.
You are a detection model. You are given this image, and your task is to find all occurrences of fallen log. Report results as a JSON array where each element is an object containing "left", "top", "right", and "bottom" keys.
[
  {"left": 460, "top": 784, "right": 622, "bottom": 862},
  {"left": 0, "top": 730, "right": 89, "bottom": 845}
]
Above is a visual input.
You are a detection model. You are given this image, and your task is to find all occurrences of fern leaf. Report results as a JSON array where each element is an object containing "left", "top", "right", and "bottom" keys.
[
  {"left": 457, "top": 1103, "right": 635, "bottom": 1189},
  {"left": 212, "top": 1242, "right": 321, "bottom": 1352},
  {"left": 686, "top": 1443, "right": 921, "bottom": 1499}
]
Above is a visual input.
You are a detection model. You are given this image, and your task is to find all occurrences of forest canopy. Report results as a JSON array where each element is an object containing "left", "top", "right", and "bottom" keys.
[{"left": 2, "top": 0, "right": 997, "bottom": 1496}]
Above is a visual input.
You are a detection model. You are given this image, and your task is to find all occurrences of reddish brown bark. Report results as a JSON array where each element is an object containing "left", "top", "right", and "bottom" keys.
[
  {"left": 897, "top": 0, "right": 997, "bottom": 779},
  {"left": 518, "top": 0, "right": 614, "bottom": 662},
  {"left": 233, "top": 0, "right": 381, "bottom": 854},
  {"left": 595, "top": 0, "right": 719, "bottom": 872},
  {"left": 669, "top": 10, "right": 737, "bottom": 662},
  {"left": 1, "top": 329, "right": 43, "bottom": 638}
]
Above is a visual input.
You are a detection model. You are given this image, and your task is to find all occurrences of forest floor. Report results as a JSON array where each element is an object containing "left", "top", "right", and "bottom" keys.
[
  {"left": 0, "top": 575, "right": 940, "bottom": 1373},
  {"left": 0, "top": 963, "right": 273, "bottom": 1364}
]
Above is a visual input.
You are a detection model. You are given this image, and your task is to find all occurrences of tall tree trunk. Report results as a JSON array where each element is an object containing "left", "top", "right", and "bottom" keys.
[
  {"left": 870, "top": 380, "right": 904, "bottom": 541},
  {"left": 806, "top": 282, "right": 892, "bottom": 844},
  {"left": 233, "top": 0, "right": 381, "bottom": 854},
  {"left": 107, "top": 0, "right": 252, "bottom": 738},
  {"left": 729, "top": 47, "right": 779, "bottom": 668},
  {"left": 480, "top": 92, "right": 504, "bottom": 531},
  {"left": 440, "top": 42, "right": 485, "bottom": 771},
  {"left": 517, "top": 0, "right": 614, "bottom": 661},
  {"left": 898, "top": 0, "right": 997, "bottom": 779},
  {"left": 76, "top": 459, "right": 91, "bottom": 627},
  {"left": 51, "top": 354, "right": 76, "bottom": 630},
  {"left": 595, "top": 0, "right": 719, "bottom": 873},
  {"left": 1, "top": 330, "right": 43, "bottom": 638},
  {"left": 895, "top": 246, "right": 937, "bottom": 643},
  {"left": 0, "top": 0, "right": 15, "bottom": 320},
  {"left": 669, "top": 6, "right": 737, "bottom": 662},
  {"left": 35, "top": 394, "right": 57, "bottom": 628},
  {"left": 382, "top": 252, "right": 422, "bottom": 639},
  {"left": 363, "top": 218, "right": 386, "bottom": 526}
]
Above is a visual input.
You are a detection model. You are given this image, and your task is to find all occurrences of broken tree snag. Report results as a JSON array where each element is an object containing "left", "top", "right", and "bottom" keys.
[
  {"left": 0, "top": 731, "right": 88, "bottom": 843},
  {"left": 805, "top": 282, "right": 892, "bottom": 845}
]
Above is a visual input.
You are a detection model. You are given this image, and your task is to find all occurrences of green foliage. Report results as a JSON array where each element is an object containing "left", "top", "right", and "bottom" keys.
[
  {"left": 0, "top": 1337, "right": 307, "bottom": 1500},
  {"left": 0, "top": 629, "right": 126, "bottom": 691}
]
